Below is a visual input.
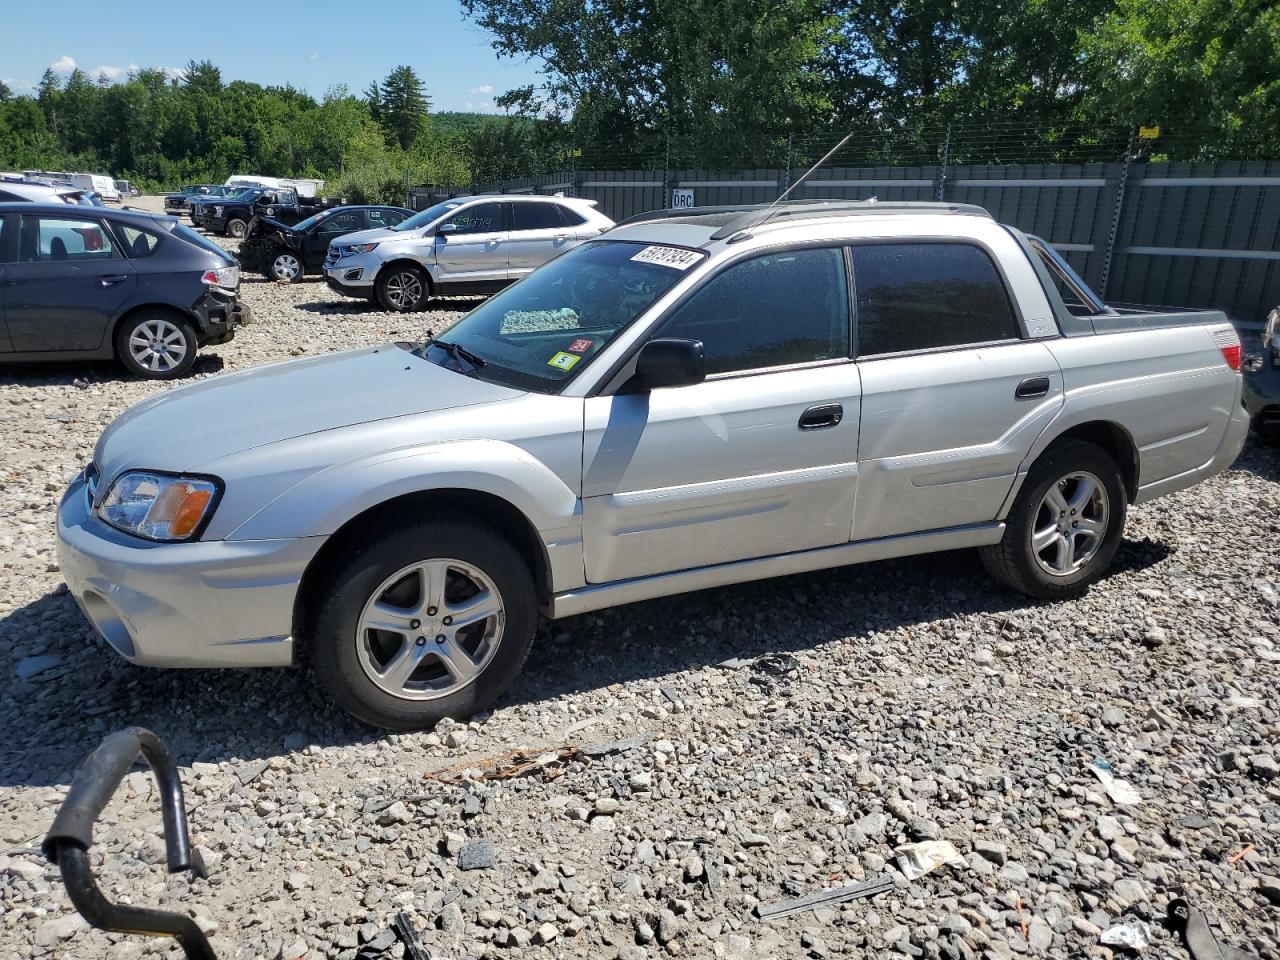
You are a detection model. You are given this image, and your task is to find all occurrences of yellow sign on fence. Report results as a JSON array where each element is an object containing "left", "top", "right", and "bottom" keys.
[{"left": 1138, "top": 125, "right": 1161, "bottom": 140}]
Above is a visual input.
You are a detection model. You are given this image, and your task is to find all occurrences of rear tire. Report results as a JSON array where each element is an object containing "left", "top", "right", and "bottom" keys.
[
  {"left": 269, "top": 249, "right": 303, "bottom": 283},
  {"left": 115, "top": 309, "right": 198, "bottom": 380},
  {"left": 305, "top": 518, "right": 537, "bottom": 730},
  {"left": 980, "top": 440, "right": 1127, "bottom": 599},
  {"left": 376, "top": 264, "right": 430, "bottom": 312},
  {"left": 226, "top": 218, "right": 248, "bottom": 239}
]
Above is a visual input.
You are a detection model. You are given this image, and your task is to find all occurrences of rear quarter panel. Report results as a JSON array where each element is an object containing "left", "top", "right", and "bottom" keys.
[{"left": 1042, "top": 325, "right": 1240, "bottom": 492}]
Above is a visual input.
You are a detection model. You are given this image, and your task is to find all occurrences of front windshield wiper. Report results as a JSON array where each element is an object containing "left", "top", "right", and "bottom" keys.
[{"left": 418, "top": 336, "right": 487, "bottom": 376}]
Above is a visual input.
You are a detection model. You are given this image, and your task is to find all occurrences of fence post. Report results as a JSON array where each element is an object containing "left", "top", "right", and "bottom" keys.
[
  {"left": 1099, "top": 127, "right": 1136, "bottom": 300},
  {"left": 662, "top": 131, "right": 672, "bottom": 207},
  {"left": 780, "top": 133, "right": 794, "bottom": 198},
  {"left": 936, "top": 123, "right": 952, "bottom": 201}
]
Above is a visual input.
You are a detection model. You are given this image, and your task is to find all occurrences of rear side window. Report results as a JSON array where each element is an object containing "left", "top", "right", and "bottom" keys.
[
  {"left": 368, "top": 208, "right": 408, "bottom": 228},
  {"left": 557, "top": 205, "right": 587, "bottom": 226},
  {"left": 658, "top": 247, "right": 850, "bottom": 375},
  {"left": 512, "top": 203, "right": 563, "bottom": 231},
  {"left": 18, "top": 215, "right": 116, "bottom": 262},
  {"left": 118, "top": 224, "right": 161, "bottom": 258},
  {"left": 853, "top": 243, "right": 1019, "bottom": 356}
]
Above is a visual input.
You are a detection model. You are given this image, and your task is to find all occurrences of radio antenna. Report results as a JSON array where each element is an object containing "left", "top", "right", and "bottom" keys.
[{"left": 737, "top": 131, "right": 854, "bottom": 236}]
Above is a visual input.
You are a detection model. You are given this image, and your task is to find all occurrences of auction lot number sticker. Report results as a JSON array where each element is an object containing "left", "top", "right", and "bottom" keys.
[{"left": 631, "top": 245, "right": 702, "bottom": 271}]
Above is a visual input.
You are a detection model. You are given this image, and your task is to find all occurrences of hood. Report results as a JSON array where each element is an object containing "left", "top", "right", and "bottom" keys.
[
  {"left": 333, "top": 225, "right": 402, "bottom": 246},
  {"left": 246, "top": 215, "right": 294, "bottom": 241},
  {"left": 94, "top": 346, "right": 523, "bottom": 482}
]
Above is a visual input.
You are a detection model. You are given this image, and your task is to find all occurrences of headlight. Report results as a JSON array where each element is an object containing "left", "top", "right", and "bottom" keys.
[
  {"left": 340, "top": 243, "right": 378, "bottom": 256},
  {"left": 98, "top": 472, "right": 221, "bottom": 542}
]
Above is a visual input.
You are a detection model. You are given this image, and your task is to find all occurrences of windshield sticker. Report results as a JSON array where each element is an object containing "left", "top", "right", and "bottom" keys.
[
  {"left": 567, "top": 338, "right": 594, "bottom": 353},
  {"left": 630, "top": 245, "right": 702, "bottom": 271},
  {"left": 547, "top": 351, "right": 582, "bottom": 371},
  {"left": 500, "top": 307, "right": 581, "bottom": 335}
]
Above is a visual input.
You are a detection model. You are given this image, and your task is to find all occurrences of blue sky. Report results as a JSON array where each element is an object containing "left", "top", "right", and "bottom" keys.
[{"left": 0, "top": 0, "right": 544, "bottom": 112}]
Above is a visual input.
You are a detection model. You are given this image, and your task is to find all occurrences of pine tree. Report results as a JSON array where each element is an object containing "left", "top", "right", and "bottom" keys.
[{"left": 377, "top": 66, "right": 430, "bottom": 150}]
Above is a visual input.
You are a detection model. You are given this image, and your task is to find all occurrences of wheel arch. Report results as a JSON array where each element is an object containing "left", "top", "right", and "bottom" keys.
[
  {"left": 1034, "top": 420, "right": 1140, "bottom": 503},
  {"left": 292, "top": 488, "right": 551, "bottom": 655},
  {"left": 110, "top": 303, "right": 199, "bottom": 353},
  {"left": 376, "top": 257, "right": 434, "bottom": 292}
]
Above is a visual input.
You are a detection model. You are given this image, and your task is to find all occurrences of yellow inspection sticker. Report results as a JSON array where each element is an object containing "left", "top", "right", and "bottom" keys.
[{"left": 547, "top": 351, "right": 581, "bottom": 371}]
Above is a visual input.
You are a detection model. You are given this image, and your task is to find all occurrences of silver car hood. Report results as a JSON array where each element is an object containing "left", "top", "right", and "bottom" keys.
[
  {"left": 335, "top": 225, "right": 404, "bottom": 245},
  {"left": 95, "top": 346, "right": 522, "bottom": 481}
]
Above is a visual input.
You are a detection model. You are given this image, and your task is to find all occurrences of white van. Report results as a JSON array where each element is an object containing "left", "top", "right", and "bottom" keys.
[
  {"left": 70, "top": 173, "right": 121, "bottom": 202},
  {"left": 224, "top": 175, "right": 323, "bottom": 198}
]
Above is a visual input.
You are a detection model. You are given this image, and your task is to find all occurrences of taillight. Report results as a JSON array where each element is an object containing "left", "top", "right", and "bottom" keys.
[{"left": 1212, "top": 328, "right": 1242, "bottom": 371}]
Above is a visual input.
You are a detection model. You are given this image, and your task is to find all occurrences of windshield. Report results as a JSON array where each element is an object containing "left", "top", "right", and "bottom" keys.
[
  {"left": 390, "top": 198, "right": 465, "bottom": 232},
  {"left": 416, "top": 240, "right": 704, "bottom": 392}
]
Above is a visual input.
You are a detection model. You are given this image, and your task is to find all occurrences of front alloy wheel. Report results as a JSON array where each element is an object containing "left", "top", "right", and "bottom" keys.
[
  {"left": 356, "top": 559, "right": 504, "bottom": 700},
  {"left": 271, "top": 251, "right": 302, "bottom": 282},
  {"left": 376, "top": 266, "right": 428, "bottom": 312}
]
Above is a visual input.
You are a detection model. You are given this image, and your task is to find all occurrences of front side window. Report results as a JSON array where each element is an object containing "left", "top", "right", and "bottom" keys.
[
  {"left": 18, "top": 215, "right": 116, "bottom": 263},
  {"left": 511, "top": 203, "right": 562, "bottom": 231},
  {"left": 442, "top": 202, "right": 504, "bottom": 235},
  {"left": 853, "top": 243, "right": 1019, "bottom": 356},
  {"left": 413, "top": 240, "right": 701, "bottom": 392},
  {"left": 318, "top": 210, "right": 363, "bottom": 234},
  {"left": 657, "top": 247, "right": 850, "bottom": 375}
]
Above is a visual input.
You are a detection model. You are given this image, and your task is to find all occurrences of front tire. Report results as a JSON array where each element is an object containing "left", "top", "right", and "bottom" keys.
[
  {"left": 980, "top": 440, "right": 1127, "bottom": 599},
  {"left": 306, "top": 518, "right": 537, "bottom": 730},
  {"left": 376, "top": 264, "right": 430, "bottom": 312},
  {"left": 226, "top": 218, "right": 248, "bottom": 239},
  {"left": 269, "top": 249, "right": 303, "bottom": 283},
  {"left": 115, "top": 310, "right": 198, "bottom": 379}
]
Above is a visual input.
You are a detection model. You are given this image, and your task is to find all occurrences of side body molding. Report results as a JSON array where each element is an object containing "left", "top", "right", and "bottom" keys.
[{"left": 227, "top": 439, "right": 585, "bottom": 592}]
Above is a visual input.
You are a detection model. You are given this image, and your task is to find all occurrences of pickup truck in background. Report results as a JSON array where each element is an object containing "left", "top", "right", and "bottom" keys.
[
  {"left": 56, "top": 200, "right": 1250, "bottom": 729},
  {"left": 190, "top": 187, "right": 340, "bottom": 237}
]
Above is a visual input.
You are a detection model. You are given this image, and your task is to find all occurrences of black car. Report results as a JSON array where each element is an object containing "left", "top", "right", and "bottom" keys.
[
  {"left": 1245, "top": 306, "right": 1280, "bottom": 439},
  {"left": 238, "top": 205, "right": 413, "bottom": 282},
  {"left": 191, "top": 188, "right": 338, "bottom": 238},
  {"left": 0, "top": 203, "right": 245, "bottom": 379},
  {"left": 163, "top": 184, "right": 217, "bottom": 216}
]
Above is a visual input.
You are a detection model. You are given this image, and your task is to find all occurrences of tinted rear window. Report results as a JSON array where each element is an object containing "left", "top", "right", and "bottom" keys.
[
  {"left": 172, "top": 222, "right": 235, "bottom": 263},
  {"left": 853, "top": 243, "right": 1019, "bottom": 356}
]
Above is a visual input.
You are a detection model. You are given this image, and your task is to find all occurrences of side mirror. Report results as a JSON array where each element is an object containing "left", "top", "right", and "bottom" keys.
[
  {"left": 436, "top": 222, "right": 458, "bottom": 235},
  {"left": 630, "top": 338, "right": 705, "bottom": 391}
]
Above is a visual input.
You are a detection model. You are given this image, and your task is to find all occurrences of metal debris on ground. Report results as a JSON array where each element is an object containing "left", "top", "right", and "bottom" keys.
[
  {"left": 1090, "top": 755, "right": 1143, "bottom": 805},
  {"left": 1227, "top": 843, "right": 1256, "bottom": 865},
  {"left": 1099, "top": 918, "right": 1152, "bottom": 950},
  {"left": 1166, "top": 898, "right": 1258, "bottom": 960},
  {"left": 393, "top": 911, "right": 431, "bottom": 960},
  {"left": 755, "top": 875, "right": 894, "bottom": 920},
  {"left": 894, "top": 840, "right": 966, "bottom": 880},
  {"left": 422, "top": 733, "right": 653, "bottom": 784}
]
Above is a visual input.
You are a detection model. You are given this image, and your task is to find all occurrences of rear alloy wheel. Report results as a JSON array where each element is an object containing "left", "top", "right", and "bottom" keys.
[
  {"left": 376, "top": 265, "right": 429, "bottom": 312},
  {"left": 270, "top": 250, "right": 303, "bottom": 283},
  {"left": 307, "top": 519, "right": 537, "bottom": 729},
  {"left": 115, "top": 310, "right": 198, "bottom": 379},
  {"left": 226, "top": 218, "right": 248, "bottom": 239},
  {"left": 980, "top": 440, "right": 1126, "bottom": 598}
]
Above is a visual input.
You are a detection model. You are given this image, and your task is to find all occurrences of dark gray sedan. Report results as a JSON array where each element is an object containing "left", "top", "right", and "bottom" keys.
[{"left": 0, "top": 203, "right": 245, "bottom": 378}]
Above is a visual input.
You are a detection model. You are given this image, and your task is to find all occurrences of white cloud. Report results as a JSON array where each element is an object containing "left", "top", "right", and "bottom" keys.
[
  {"left": 93, "top": 65, "right": 125, "bottom": 80},
  {"left": 468, "top": 83, "right": 494, "bottom": 95},
  {"left": 307, "top": 52, "right": 320, "bottom": 62},
  {"left": 162, "top": 66, "right": 188, "bottom": 81},
  {"left": 3, "top": 78, "right": 36, "bottom": 94},
  {"left": 49, "top": 55, "right": 77, "bottom": 73}
]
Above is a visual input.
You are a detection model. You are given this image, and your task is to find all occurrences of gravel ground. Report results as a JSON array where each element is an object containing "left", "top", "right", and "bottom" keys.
[{"left": 0, "top": 202, "right": 1278, "bottom": 959}]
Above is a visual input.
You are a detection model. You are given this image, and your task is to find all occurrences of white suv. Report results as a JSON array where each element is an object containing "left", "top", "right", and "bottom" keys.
[{"left": 323, "top": 194, "right": 614, "bottom": 311}]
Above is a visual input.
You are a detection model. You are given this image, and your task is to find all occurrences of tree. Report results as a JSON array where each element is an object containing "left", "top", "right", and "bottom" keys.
[
  {"left": 377, "top": 66, "right": 430, "bottom": 150},
  {"left": 0, "top": 80, "right": 11, "bottom": 102}
]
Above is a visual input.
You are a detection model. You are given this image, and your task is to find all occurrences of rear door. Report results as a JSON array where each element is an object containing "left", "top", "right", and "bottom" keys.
[
  {"left": 851, "top": 240, "right": 1063, "bottom": 541},
  {"left": 506, "top": 201, "right": 578, "bottom": 278},
  {"left": 4, "top": 213, "right": 137, "bottom": 352},
  {"left": 431, "top": 201, "right": 508, "bottom": 287}
]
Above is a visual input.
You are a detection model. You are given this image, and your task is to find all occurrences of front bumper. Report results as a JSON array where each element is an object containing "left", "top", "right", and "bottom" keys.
[
  {"left": 324, "top": 259, "right": 377, "bottom": 299},
  {"left": 57, "top": 469, "right": 326, "bottom": 668}
]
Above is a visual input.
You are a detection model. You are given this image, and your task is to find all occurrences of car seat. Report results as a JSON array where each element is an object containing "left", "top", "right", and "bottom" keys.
[{"left": 49, "top": 237, "right": 68, "bottom": 261}]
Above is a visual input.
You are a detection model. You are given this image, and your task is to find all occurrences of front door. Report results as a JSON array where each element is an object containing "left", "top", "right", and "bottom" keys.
[
  {"left": 5, "top": 213, "right": 136, "bottom": 352},
  {"left": 849, "top": 241, "right": 1064, "bottom": 541},
  {"left": 582, "top": 245, "right": 861, "bottom": 583},
  {"left": 306, "top": 208, "right": 366, "bottom": 269},
  {"left": 431, "top": 201, "right": 508, "bottom": 288}
]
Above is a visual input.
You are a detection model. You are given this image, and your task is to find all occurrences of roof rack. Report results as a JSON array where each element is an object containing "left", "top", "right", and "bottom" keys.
[{"left": 614, "top": 199, "right": 991, "bottom": 239}]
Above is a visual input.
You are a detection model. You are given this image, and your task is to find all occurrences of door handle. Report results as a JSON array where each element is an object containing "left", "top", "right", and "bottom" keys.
[
  {"left": 1015, "top": 376, "right": 1051, "bottom": 399},
  {"left": 799, "top": 403, "right": 844, "bottom": 430},
  {"left": 554, "top": 233, "right": 569, "bottom": 240},
  {"left": 98, "top": 274, "right": 129, "bottom": 286}
]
